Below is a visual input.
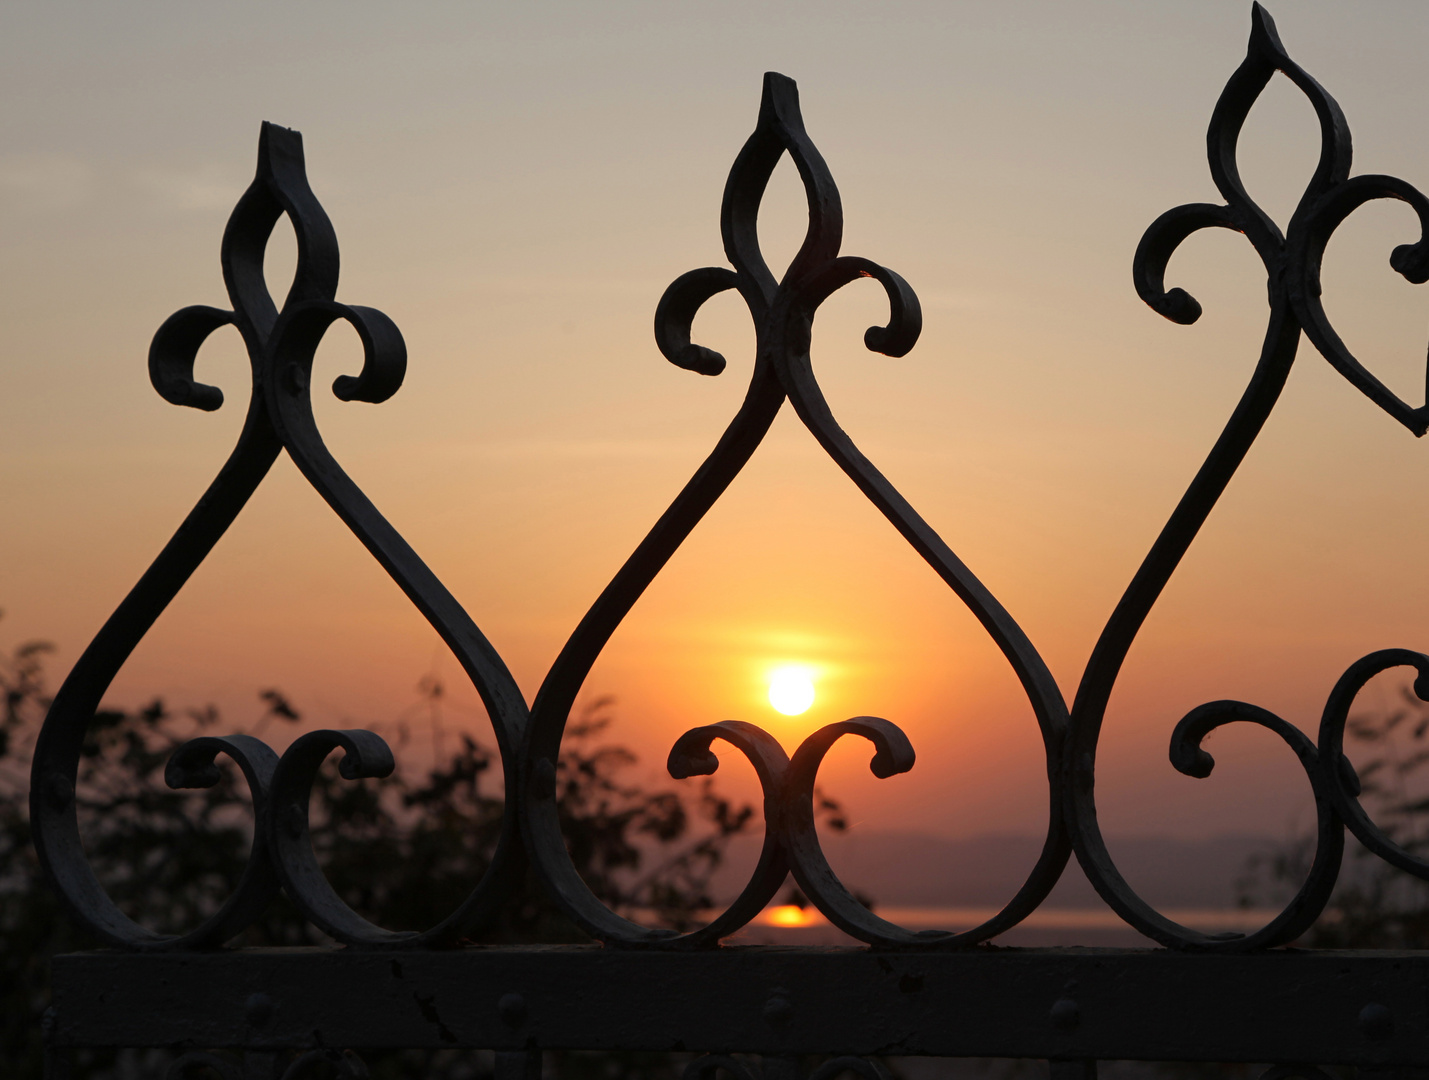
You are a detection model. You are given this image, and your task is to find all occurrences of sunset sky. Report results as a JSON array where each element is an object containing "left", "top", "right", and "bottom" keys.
[{"left": 5, "top": 2, "right": 1429, "bottom": 860}]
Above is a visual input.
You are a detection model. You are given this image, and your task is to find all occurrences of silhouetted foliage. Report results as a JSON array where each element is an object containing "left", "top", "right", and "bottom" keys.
[
  {"left": 0, "top": 615, "right": 822, "bottom": 1079},
  {"left": 1246, "top": 683, "right": 1429, "bottom": 948}
]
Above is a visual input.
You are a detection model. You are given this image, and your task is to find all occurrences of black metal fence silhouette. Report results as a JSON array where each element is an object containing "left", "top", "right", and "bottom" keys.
[{"left": 32, "top": 4, "right": 1429, "bottom": 1077}]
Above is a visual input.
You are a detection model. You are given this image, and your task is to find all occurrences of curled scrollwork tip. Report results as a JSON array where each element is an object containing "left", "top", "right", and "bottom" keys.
[
  {"left": 157, "top": 380, "right": 224, "bottom": 412},
  {"left": 1156, "top": 288, "right": 1204, "bottom": 326},
  {"left": 1170, "top": 742, "right": 1216, "bottom": 781},
  {"left": 667, "top": 721, "right": 791, "bottom": 789},
  {"left": 1168, "top": 703, "right": 1242, "bottom": 778},
  {"left": 671, "top": 344, "right": 727, "bottom": 377},
  {"left": 667, "top": 740, "right": 720, "bottom": 780},
  {"left": 855, "top": 717, "right": 916, "bottom": 778},
  {"left": 1414, "top": 667, "right": 1429, "bottom": 703},
  {"left": 271, "top": 300, "right": 407, "bottom": 406},
  {"left": 861, "top": 266, "right": 922, "bottom": 357},
  {"left": 653, "top": 266, "right": 740, "bottom": 376},
  {"left": 164, "top": 750, "right": 223, "bottom": 790},
  {"left": 327, "top": 305, "right": 407, "bottom": 404},
  {"left": 790, "top": 716, "right": 915, "bottom": 780},
  {"left": 164, "top": 733, "right": 279, "bottom": 793},
  {"left": 278, "top": 728, "right": 397, "bottom": 783},
  {"left": 868, "top": 742, "right": 914, "bottom": 779},
  {"left": 1169, "top": 702, "right": 1237, "bottom": 779},
  {"left": 1131, "top": 203, "right": 1241, "bottom": 326},
  {"left": 1389, "top": 240, "right": 1429, "bottom": 285},
  {"left": 794, "top": 258, "right": 921, "bottom": 357},
  {"left": 149, "top": 305, "right": 236, "bottom": 412},
  {"left": 1173, "top": 700, "right": 1319, "bottom": 794},
  {"left": 863, "top": 325, "right": 903, "bottom": 355},
  {"left": 333, "top": 730, "right": 397, "bottom": 781}
]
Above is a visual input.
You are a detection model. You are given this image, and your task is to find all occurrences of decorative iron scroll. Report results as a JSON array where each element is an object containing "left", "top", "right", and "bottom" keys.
[
  {"left": 27, "top": 2, "right": 1429, "bottom": 955},
  {"left": 1070, "top": 1, "right": 1429, "bottom": 952},
  {"left": 521, "top": 70, "right": 1069, "bottom": 950},
  {"left": 28, "top": 122, "right": 530, "bottom": 950}
]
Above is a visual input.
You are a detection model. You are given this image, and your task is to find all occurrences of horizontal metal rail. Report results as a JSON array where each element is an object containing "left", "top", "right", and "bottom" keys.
[{"left": 50, "top": 947, "right": 1429, "bottom": 1065}]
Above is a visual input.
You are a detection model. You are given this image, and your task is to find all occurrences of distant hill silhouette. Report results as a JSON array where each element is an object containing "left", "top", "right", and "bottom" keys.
[{"left": 714, "top": 831, "right": 1282, "bottom": 909}]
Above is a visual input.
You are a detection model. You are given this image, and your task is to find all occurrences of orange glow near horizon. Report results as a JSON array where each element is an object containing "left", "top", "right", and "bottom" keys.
[{"left": 763, "top": 904, "right": 818, "bottom": 928}]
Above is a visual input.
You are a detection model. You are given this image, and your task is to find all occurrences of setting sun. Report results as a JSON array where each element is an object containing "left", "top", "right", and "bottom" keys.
[
  {"left": 768, "top": 665, "right": 816, "bottom": 716},
  {"left": 763, "top": 904, "right": 817, "bottom": 928}
]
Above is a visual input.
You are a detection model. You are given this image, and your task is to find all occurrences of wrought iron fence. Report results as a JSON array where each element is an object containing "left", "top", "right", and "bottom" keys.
[{"left": 30, "top": 3, "right": 1429, "bottom": 1077}]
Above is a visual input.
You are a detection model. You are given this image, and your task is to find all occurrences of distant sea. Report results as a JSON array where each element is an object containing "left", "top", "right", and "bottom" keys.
[
  {"left": 703, "top": 830, "right": 1306, "bottom": 946},
  {"left": 721, "top": 903, "right": 1292, "bottom": 947}
]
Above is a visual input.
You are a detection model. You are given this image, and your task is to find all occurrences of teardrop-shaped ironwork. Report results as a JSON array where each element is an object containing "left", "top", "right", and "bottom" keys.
[
  {"left": 522, "top": 72, "right": 1071, "bottom": 948},
  {"left": 32, "top": 4, "right": 1429, "bottom": 960},
  {"left": 29, "top": 123, "right": 528, "bottom": 950},
  {"left": 1069, "top": 3, "right": 1429, "bottom": 950}
]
